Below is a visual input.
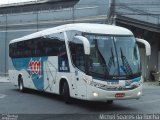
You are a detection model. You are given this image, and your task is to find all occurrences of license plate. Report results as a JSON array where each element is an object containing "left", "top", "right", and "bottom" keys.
[{"left": 115, "top": 93, "right": 125, "bottom": 98}]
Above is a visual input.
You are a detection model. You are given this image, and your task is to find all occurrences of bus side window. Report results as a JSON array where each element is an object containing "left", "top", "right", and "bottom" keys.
[{"left": 59, "top": 45, "right": 67, "bottom": 57}]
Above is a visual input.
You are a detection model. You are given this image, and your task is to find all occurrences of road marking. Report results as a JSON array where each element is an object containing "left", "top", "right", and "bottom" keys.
[
  {"left": 0, "top": 94, "right": 7, "bottom": 99},
  {"left": 126, "top": 99, "right": 160, "bottom": 106}
]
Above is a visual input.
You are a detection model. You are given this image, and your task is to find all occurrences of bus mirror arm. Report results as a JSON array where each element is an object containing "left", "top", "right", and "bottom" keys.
[
  {"left": 74, "top": 36, "right": 90, "bottom": 55},
  {"left": 136, "top": 38, "right": 151, "bottom": 56}
]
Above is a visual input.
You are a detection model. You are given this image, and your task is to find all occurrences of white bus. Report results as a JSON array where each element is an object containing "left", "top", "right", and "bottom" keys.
[{"left": 9, "top": 23, "right": 151, "bottom": 103}]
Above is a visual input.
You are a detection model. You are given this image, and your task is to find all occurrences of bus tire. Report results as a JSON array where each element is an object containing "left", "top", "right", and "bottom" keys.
[
  {"left": 107, "top": 100, "right": 113, "bottom": 104},
  {"left": 62, "top": 81, "right": 71, "bottom": 104},
  {"left": 18, "top": 77, "right": 25, "bottom": 93}
]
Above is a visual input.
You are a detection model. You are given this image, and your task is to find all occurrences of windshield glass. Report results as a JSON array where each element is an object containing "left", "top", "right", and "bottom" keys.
[{"left": 84, "top": 34, "right": 141, "bottom": 80}]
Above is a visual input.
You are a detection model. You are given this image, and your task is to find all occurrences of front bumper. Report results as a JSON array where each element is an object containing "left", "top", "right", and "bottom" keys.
[{"left": 86, "top": 85, "right": 142, "bottom": 102}]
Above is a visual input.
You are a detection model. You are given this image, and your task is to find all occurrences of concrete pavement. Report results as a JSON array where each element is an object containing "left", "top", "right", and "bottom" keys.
[{"left": 0, "top": 82, "right": 160, "bottom": 115}]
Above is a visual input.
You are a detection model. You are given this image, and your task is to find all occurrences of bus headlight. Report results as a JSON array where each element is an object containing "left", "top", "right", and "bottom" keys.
[
  {"left": 137, "top": 91, "right": 141, "bottom": 96},
  {"left": 93, "top": 92, "right": 99, "bottom": 97}
]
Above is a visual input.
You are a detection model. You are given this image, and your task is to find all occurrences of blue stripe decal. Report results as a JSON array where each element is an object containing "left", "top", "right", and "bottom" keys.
[{"left": 12, "top": 57, "right": 48, "bottom": 91}]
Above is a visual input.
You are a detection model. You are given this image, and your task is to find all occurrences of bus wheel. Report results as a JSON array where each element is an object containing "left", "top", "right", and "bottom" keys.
[
  {"left": 18, "top": 77, "right": 25, "bottom": 92},
  {"left": 62, "top": 81, "right": 71, "bottom": 104},
  {"left": 107, "top": 100, "right": 113, "bottom": 104}
]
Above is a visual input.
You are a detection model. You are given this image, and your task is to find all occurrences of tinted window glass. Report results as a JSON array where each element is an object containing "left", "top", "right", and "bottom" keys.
[
  {"left": 69, "top": 38, "right": 85, "bottom": 71},
  {"left": 9, "top": 36, "right": 67, "bottom": 58}
]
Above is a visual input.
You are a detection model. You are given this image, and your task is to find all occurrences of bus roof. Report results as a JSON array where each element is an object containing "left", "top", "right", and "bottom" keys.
[{"left": 10, "top": 23, "right": 133, "bottom": 44}]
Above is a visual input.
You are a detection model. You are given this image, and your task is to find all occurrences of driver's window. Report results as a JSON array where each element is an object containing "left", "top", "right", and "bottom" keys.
[{"left": 69, "top": 38, "right": 85, "bottom": 71}]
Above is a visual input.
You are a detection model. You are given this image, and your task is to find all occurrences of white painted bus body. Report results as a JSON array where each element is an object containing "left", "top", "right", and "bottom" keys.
[{"left": 9, "top": 23, "right": 143, "bottom": 102}]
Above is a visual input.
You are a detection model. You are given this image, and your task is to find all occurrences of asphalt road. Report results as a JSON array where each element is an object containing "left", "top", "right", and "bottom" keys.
[{"left": 0, "top": 82, "right": 160, "bottom": 120}]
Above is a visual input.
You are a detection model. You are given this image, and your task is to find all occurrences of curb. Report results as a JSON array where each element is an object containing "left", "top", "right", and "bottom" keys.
[
  {"left": 0, "top": 80, "right": 10, "bottom": 83},
  {"left": 144, "top": 81, "right": 159, "bottom": 84},
  {"left": 143, "top": 82, "right": 160, "bottom": 87},
  {"left": 0, "top": 77, "right": 10, "bottom": 83}
]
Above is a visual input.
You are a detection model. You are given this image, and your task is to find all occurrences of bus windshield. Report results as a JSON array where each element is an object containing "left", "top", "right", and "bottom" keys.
[{"left": 84, "top": 34, "right": 141, "bottom": 80}]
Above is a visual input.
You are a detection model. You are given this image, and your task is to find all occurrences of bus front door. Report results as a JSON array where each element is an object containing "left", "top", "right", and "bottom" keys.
[{"left": 74, "top": 69, "right": 87, "bottom": 99}]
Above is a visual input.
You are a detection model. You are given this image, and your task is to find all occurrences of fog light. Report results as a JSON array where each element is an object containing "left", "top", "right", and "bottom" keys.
[
  {"left": 137, "top": 92, "right": 141, "bottom": 96},
  {"left": 93, "top": 92, "right": 98, "bottom": 97}
]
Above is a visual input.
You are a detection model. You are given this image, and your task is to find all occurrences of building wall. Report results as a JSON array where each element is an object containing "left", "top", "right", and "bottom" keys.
[
  {"left": 0, "top": 0, "right": 109, "bottom": 74},
  {"left": 149, "top": 44, "right": 159, "bottom": 72},
  {"left": 139, "top": 48, "right": 147, "bottom": 79},
  {"left": 158, "top": 52, "right": 160, "bottom": 72},
  {"left": 114, "top": 0, "right": 160, "bottom": 25},
  {"left": 139, "top": 45, "right": 159, "bottom": 80},
  {"left": 114, "top": 0, "right": 160, "bottom": 79}
]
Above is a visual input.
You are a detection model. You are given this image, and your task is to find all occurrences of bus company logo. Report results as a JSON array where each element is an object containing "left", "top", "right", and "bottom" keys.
[
  {"left": 29, "top": 58, "right": 41, "bottom": 77},
  {"left": 60, "top": 61, "right": 68, "bottom": 71}
]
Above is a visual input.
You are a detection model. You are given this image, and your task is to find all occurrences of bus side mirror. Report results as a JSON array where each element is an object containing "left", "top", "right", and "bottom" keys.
[
  {"left": 74, "top": 36, "right": 90, "bottom": 55},
  {"left": 136, "top": 38, "right": 151, "bottom": 56}
]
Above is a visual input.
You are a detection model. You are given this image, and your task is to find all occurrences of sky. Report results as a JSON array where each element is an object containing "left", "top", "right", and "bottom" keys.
[{"left": 0, "top": 0, "right": 36, "bottom": 5}]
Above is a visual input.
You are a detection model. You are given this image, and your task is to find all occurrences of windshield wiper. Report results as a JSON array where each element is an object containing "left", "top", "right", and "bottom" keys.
[
  {"left": 120, "top": 48, "right": 133, "bottom": 75},
  {"left": 108, "top": 48, "right": 115, "bottom": 73}
]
